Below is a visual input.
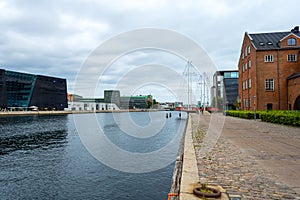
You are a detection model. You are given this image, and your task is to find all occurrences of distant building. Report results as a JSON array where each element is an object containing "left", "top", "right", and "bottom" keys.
[
  {"left": 66, "top": 94, "right": 120, "bottom": 111},
  {"left": 67, "top": 93, "right": 83, "bottom": 102},
  {"left": 211, "top": 70, "right": 239, "bottom": 110},
  {"left": 120, "top": 95, "right": 152, "bottom": 109},
  {"left": 104, "top": 90, "right": 120, "bottom": 108},
  {"left": 238, "top": 26, "right": 300, "bottom": 110},
  {"left": 66, "top": 101, "right": 119, "bottom": 111},
  {"left": 66, "top": 90, "right": 153, "bottom": 110},
  {"left": 0, "top": 69, "right": 67, "bottom": 110}
]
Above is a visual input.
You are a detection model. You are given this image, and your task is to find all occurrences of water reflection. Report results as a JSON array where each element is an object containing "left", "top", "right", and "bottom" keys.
[
  {"left": 0, "top": 115, "right": 68, "bottom": 155},
  {"left": 0, "top": 130, "right": 67, "bottom": 155},
  {"left": 0, "top": 112, "right": 184, "bottom": 200}
]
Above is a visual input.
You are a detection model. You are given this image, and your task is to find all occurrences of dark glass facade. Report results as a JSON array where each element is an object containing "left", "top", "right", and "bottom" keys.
[
  {"left": 0, "top": 69, "right": 7, "bottom": 108},
  {"left": 211, "top": 70, "right": 238, "bottom": 110},
  {"left": 223, "top": 78, "right": 238, "bottom": 109},
  {"left": 0, "top": 69, "right": 67, "bottom": 110},
  {"left": 104, "top": 90, "right": 120, "bottom": 107},
  {"left": 120, "top": 96, "right": 148, "bottom": 109}
]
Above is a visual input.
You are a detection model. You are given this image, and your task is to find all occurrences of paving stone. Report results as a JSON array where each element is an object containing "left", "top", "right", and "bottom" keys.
[{"left": 190, "top": 113, "right": 300, "bottom": 199}]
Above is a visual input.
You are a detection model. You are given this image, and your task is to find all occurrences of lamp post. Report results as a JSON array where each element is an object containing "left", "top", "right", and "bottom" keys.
[{"left": 254, "top": 95, "right": 256, "bottom": 121}]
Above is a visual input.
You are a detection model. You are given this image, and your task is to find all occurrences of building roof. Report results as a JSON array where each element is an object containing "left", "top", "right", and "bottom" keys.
[
  {"left": 287, "top": 72, "right": 300, "bottom": 80},
  {"left": 248, "top": 26, "right": 300, "bottom": 50}
]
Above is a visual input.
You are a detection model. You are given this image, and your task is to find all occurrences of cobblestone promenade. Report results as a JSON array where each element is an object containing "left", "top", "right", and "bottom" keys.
[{"left": 191, "top": 113, "right": 300, "bottom": 200}]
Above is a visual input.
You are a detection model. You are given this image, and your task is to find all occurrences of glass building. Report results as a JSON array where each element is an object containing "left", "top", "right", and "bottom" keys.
[
  {"left": 211, "top": 70, "right": 238, "bottom": 110},
  {"left": 0, "top": 69, "right": 67, "bottom": 110},
  {"left": 120, "top": 95, "right": 151, "bottom": 109},
  {"left": 104, "top": 90, "right": 120, "bottom": 107}
]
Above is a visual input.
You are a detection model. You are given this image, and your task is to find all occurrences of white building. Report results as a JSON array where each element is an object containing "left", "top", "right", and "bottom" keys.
[{"left": 65, "top": 102, "right": 120, "bottom": 111}]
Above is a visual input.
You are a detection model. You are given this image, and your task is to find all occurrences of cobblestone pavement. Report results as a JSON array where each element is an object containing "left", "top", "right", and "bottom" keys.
[{"left": 191, "top": 113, "right": 300, "bottom": 200}]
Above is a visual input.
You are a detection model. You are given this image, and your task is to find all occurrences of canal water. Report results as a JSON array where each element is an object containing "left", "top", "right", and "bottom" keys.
[{"left": 0, "top": 111, "right": 186, "bottom": 200}]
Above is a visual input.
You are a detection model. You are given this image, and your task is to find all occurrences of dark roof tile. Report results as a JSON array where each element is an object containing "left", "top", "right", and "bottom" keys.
[{"left": 249, "top": 31, "right": 300, "bottom": 50}]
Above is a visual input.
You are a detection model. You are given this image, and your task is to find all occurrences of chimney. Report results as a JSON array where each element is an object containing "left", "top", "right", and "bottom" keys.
[{"left": 291, "top": 26, "right": 299, "bottom": 33}]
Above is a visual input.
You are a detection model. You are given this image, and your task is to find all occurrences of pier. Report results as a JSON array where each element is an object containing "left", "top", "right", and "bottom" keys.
[{"left": 178, "top": 112, "right": 300, "bottom": 199}]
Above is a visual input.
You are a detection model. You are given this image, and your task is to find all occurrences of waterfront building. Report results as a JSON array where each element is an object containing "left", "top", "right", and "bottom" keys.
[
  {"left": 66, "top": 94, "right": 119, "bottom": 111},
  {"left": 66, "top": 101, "right": 119, "bottom": 111},
  {"left": 120, "top": 95, "right": 152, "bottom": 109},
  {"left": 66, "top": 90, "right": 153, "bottom": 110},
  {"left": 0, "top": 69, "right": 67, "bottom": 110},
  {"left": 211, "top": 70, "right": 239, "bottom": 110},
  {"left": 238, "top": 26, "right": 300, "bottom": 110},
  {"left": 104, "top": 90, "right": 120, "bottom": 108},
  {"left": 67, "top": 93, "right": 83, "bottom": 102}
]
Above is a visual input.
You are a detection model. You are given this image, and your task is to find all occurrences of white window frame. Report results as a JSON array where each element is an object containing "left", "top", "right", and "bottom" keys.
[
  {"left": 265, "top": 79, "right": 274, "bottom": 91},
  {"left": 287, "top": 54, "right": 297, "bottom": 62},
  {"left": 247, "top": 45, "right": 250, "bottom": 54},
  {"left": 248, "top": 78, "right": 251, "bottom": 88},
  {"left": 248, "top": 60, "right": 251, "bottom": 68},
  {"left": 264, "top": 55, "right": 274, "bottom": 62},
  {"left": 287, "top": 38, "right": 296, "bottom": 46}
]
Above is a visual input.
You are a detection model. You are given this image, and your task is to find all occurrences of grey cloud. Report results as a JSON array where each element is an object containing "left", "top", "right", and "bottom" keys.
[{"left": 1, "top": 0, "right": 299, "bottom": 101}]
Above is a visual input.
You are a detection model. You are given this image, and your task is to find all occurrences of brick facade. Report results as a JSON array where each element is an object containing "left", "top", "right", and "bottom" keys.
[
  {"left": 287, "top": 75, "right": 300, "bottom": 110},
  {"left": 238, "top": 27, "right": 300, "bottom": 110}
]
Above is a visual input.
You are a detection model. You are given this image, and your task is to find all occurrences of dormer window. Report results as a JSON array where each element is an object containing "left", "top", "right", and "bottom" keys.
[{"left": 287, "top": 38, "right": 296, "bottom": 46}]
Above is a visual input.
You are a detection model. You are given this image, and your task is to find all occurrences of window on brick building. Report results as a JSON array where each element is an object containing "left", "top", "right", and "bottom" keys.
[
  {"left": 265, "top": 79, "right": 274, "bottom": 91},
  {"left": 248, "top": 78, "right": 251, "bottom": 88},
  {"left": 242, "top": 52, "right": 244, "bottom": 59},
  {"left": 248, "top": 60, "right": 251, "bottom": 68},
  {"left": 264, "top": 55, "right": 274, "bottom": 62},
  {"left": 287, "top": 54, "right": 297, "bottom": 62},
  {"left": 287, "top": 38, "right": 296, "bottom": 46},
  {"left": 247, "top": 45, "right": 250, "bottom": 54}
]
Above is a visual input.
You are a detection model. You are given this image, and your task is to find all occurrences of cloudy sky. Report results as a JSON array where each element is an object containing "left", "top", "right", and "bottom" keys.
[{"left": 0, "top": 0, "right": 299, "bottom": 102}]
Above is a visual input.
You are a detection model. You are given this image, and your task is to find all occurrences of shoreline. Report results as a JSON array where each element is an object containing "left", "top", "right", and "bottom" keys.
[{"left": 0, "top": 109, "right": 162, "bottom": 117}]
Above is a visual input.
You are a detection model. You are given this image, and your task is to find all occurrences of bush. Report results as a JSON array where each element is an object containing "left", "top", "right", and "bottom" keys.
[
  {"left": 260, "top": 111, "right": 300, "bottom": 127},
  {"left": 227, "top": 110, "right": 300, "bottom": 127},
  {"left": 227, "top": 110, "right": 260, "bottom": 119}
]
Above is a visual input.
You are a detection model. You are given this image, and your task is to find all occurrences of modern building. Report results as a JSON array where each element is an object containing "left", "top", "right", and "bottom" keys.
[
  {"left": 67, "top": 93, "right": 83, "bottom": 102},
  {"left": 238, "top": 26, "right": 300, "bottom": 110},
  {"left": 66, "top": 93, "right": 120, "bottom": 111},
  {"left": 120, "top": 95, "right": 152, "bottom": 109},
  {"left": 66, "top": 101, "right": 119, "bottom": 111},
  {"left": 66, "top": 90, "right": 153, "bottom": 110},
  {"left": 0, "top": 69, "right": 67, "bottom": 110},
  {"left": 211, "top": 70, "right": 239, "bottom": 110},
  {"left": 104, "top": 90, "right": 120, "bottom": 108}
]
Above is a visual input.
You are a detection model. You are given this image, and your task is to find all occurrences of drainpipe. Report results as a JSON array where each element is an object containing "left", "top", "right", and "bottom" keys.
[
  {"left": 277, "top": 48, "right": 280, "bottom": 110},
  {"left": 255, "top": 54, "right": 258, "bottom": 110}
]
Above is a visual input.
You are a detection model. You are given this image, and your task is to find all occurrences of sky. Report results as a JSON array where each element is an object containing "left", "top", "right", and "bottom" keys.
[{"left": 0, "top": 0, "right": 299, "bottom": 103}]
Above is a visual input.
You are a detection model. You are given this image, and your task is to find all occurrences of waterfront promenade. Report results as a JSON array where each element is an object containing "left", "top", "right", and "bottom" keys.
[
  {"left": 190, "top": 113, "right": 300, "bottom": 199},
  {"left": 0, "top": 109, "right": 152, "bottom": 117}
]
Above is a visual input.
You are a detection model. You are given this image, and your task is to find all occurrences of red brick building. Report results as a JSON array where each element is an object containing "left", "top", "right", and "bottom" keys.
[{"left": 238, "top": 26, "right": 300, "bottom": 110}]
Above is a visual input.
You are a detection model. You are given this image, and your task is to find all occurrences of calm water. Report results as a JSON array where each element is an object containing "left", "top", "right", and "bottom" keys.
[{"left": 0, "top": 111, "right": 186, "bottom": 200}]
